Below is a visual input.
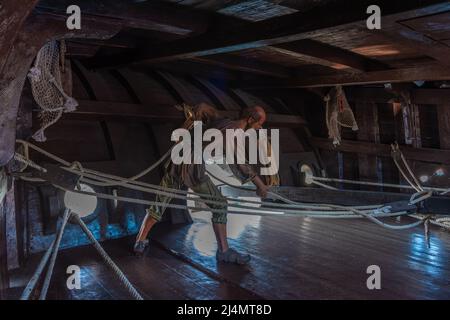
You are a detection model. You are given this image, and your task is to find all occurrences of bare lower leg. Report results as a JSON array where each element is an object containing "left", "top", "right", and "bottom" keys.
[
  {"left": 136, "top": 214, "right": 158, "bottom": 242},
  {"left": 212, "top": 223, "right": 229, "bottom": 253}
]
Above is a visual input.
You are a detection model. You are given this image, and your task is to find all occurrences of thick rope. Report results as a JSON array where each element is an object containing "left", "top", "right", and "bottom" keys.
[
  {"left": 15, "top": 140, "right": 423, "bottom": 228},
  {"left": 303, "top": 144, "right": 449, "bottom": 232},
  {"left": 16, "top": 139, "right": 386, "bottom": 213},
  {"left": 205, "top": 169, "right": 424, "bottom": 230},
  {"left": 20, "top": 209, "right": 143, "bottom": 300},
  {"left": 72, "top": 214, "right": 144, "bottom": 300},
  {"left": 391, "top": 143, "right": 423, "bottom": 192},
  {"left": 20, "top": 239, "right": 56, "bottom": 300},
  {"left": 54, "top": 182, "right": 389, "bottom": 219},
  {"left": 39, "top": 208, "right": 71, "bottom": 300},
  {"left": 67, "top": 166, "right": 380, "bottom": 214},
  {"left": 14, "top": 152, "right": 47, "bottom": 173}
]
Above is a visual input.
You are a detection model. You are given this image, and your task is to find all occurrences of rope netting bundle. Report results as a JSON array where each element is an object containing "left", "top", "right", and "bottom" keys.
[
  {"left": 324, "top": 85, "right": 358, "bottom": 146},
  {"left": 28, "top": 40, "right": 78, "bottom": 142}
]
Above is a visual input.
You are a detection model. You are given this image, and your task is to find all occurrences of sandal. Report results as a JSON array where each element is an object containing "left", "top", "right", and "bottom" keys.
[
  {"left": 216, "top": 248, "right": 251, "bottom": 265},
  {"left": 133, "top": 240, "right": 149, "bottom": 257}
]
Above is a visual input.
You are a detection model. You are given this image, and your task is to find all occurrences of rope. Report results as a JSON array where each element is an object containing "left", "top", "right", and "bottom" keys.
[
  {"left": 310, "top": 179, "right": 338, "bottom": 190},
  {"left": 14, "top": 152, "right": 47, "bottom": 173},
  {"left": 391, "top": 143, "right": 423, "bottom": 192},
  {"left": 20, "top": 239, "right": 56, "bottom": 300},
  {"left": 39, "top": 208, "right": 71, "bottom": 300},
  {"left": 205, "top": 169, "right": 423, "bottom": 230},
  {"left": 207, "top": 168, "right": 379, "bottom": 210},
  {"left": 54, "top": 183, "right": 387, "bottom": 219},
  {"left": 309, "top": 175, "right": 449, "bottom": 193},
  {"left": 15, "top": 137, "right": 445, "bottom": 300},
  {"left": 68, "top": 166, "right": 379, "bottom": 214},
  {"left": 14, "top": 140, "right": 424, "bottom": 229},
  {"left": 16, "top": 139, "right": 385, "bottom": 213},
  {"left": 20, "top": 209, "right": 143, "bottom": 300},
  {"left": 303, "top": 144, "right": 449, "bottom": 232},
  {"left": 72, "top": 214, "right": 144, "bottom": 300},
  {"left": 409, "top": 190, "right": 432, "bottom": 205}
]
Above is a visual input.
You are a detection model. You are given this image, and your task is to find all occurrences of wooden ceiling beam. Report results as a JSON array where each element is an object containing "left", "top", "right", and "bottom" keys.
[
  {"left": 346, "top": 87, "right": 450, "bottom": 105},
  {"left": 145, "top": 61, "right": 241, "bottom": 82},
  {"left": 190, "top": 55, "right": 292, "bottom": 78},
  {"left": 35, "top": 0, "right": 210, "bottom": 35},
  {"left": 67, "top": 100, "right": 307, "bottom": 127},
  {"left": 0, "top": 0, "right": 39, "bottom": 74},
  {"left": 266, "top": 39, "right": 389, "bottom": 73},
  {"left": 241, "top": 65, "right": 450, "bottom": 88},
  {"left": 90, "top": 1, "right": 449, "bottom": 68},
  {"left": 380, "top": 22, "right": 450, "bottom": 67},
  {"left": 311, "top": 137, "right": 450, "bottom": 164},
  {"left": 65, "top": 41, "right": 101, "bottom": 57},
  {"left": 67, "top": 37, "right": 137, "bottom": 50}
]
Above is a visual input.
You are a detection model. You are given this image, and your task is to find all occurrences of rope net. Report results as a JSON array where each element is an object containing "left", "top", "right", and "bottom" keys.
[
  {"left": 325, "top": 85, "right": 358, "bottom": 146},
  {"left": 28, "top": 40, "right": 78, "bottom": 142}
]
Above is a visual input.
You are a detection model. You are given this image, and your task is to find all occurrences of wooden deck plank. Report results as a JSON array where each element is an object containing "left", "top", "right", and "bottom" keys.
[
  {"left": 11, "top": 213, "right": 449, "bottom": 300},
  {"left": 44, "top": 236, "right": 258, "bottom": 300},
  {"left": 151, "top": 214, "right": 450, "bottom": 299}
]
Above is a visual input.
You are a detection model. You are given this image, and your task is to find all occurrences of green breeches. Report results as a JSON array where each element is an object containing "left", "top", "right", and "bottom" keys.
[{"left": 146, "top": 173, "right": 228, "bottom": 224}]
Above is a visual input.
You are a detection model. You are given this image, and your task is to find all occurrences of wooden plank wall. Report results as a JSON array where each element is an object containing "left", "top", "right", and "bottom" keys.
[{"left": 316, "top": 88, "right": 450, "bottom": 192}]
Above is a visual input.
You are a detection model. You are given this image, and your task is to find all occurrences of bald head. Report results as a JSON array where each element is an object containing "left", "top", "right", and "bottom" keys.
[{"left": 241, "top": 105, "right": 267, "bottom": 129}]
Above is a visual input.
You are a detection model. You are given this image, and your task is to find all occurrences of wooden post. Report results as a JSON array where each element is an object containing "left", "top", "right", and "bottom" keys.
[
  {"left": 437, "top": 104, "right": 450, "bottom": 149},
  {"left": 0, "top": 168, "right": 9, "bottom": 291},
  {"left": 355, "top": 102, "right": 381, "bottom": 190},
  {"left": 410, "top": 104, "right": 422, "bottom": 148}
]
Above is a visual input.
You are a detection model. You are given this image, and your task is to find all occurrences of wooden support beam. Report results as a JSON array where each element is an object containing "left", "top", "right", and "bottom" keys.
[
  {"left": 35, "top": 0, "right": 210, "bottom": 35},
  {"left": 65, "top": 41, "right": 101, "bottom": 58},
  {"left": 437, "top": 104, "right": 450, "bottom": 149},
  {"left": 355, "top": 102, "right": 382, "bottom": 189},
  {"left": 91, "top": 0, "right": 449, "bottom": 68},
  {"left": 411, "top": 89, "right": 450, "bottom": 105},
  {"left": 242, "top": 65, "right": 450, "bottom": 89},
  {"left": 310, "top": 137, "right": 450, "bottom": 165},
  {"left": 191, "top": 55, "right": 292, "bottom": 78},
  {"left": 346, "top": 88, "right": 450, "bottom": 105},
  {"left": 0, "top": 0, "right": 39, "bottom": 74},
  {"left": 66, "top": 100, "right": 307, "bottom": 127},
  {"left": 380, "top": 22, "right": 450, "bottom": 67},
  {"left": 0, "top": 169, "right": 9, "bottom": 291},
  {"left": 266, "top": 39, "right": 388, "bottom": 73},
  {"left": 67, "top": 37, "right": 137, "bottom": 50},
  {"left": 144, "top": 61, "right": 241, "bottom": 82}
]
